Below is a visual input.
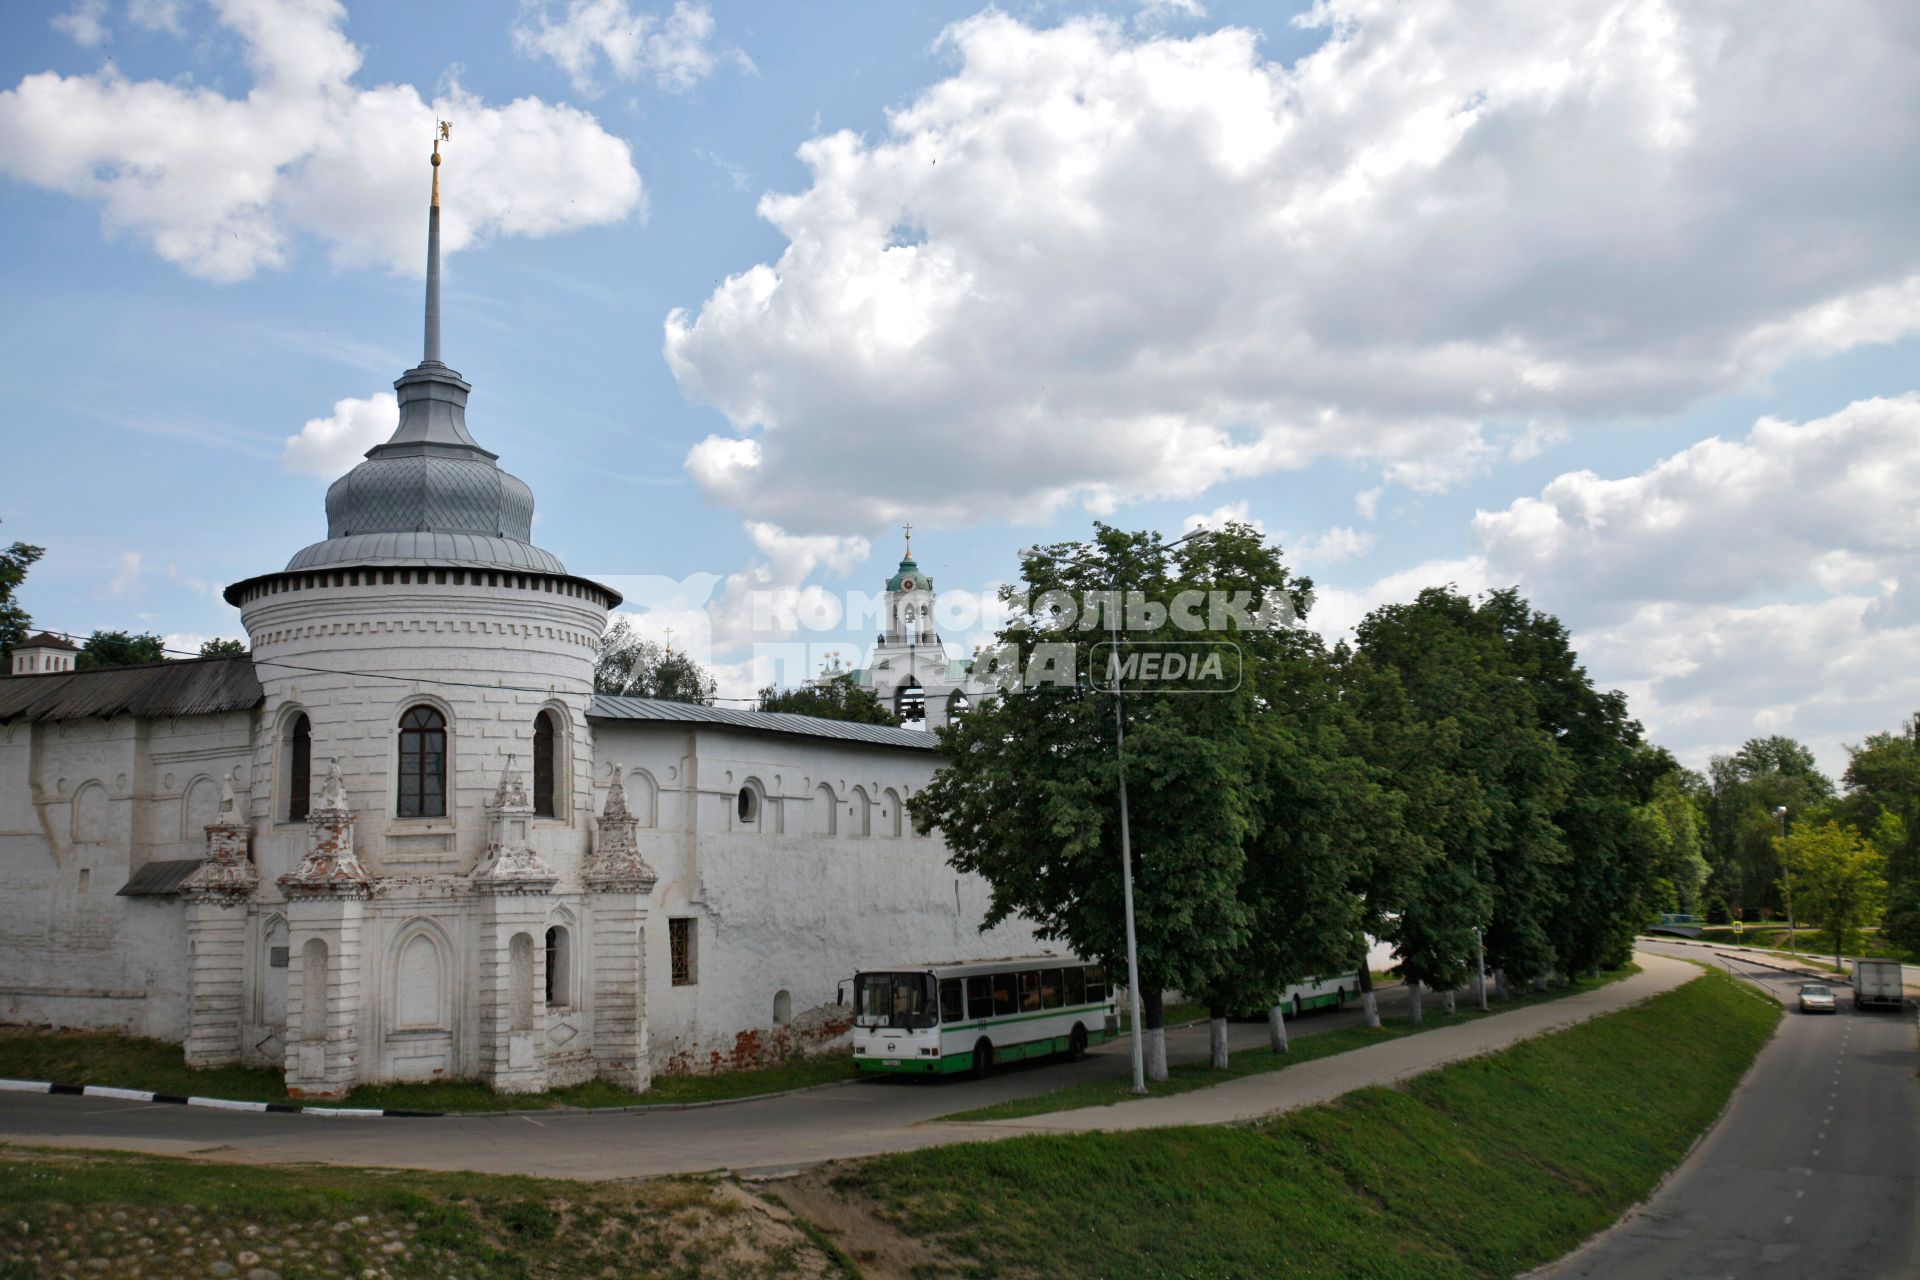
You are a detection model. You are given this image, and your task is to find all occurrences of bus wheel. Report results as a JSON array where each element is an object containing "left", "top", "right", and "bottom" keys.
[
  {"left": 1292, "top": 994, "right": 1302, "bottom": 1018},
  {"left": 1067, "top": 1025, "right": 1088, "bottom": 1061},
  {"left": 972, "top": 1039, "right": 994, "bottom": 1078},
  {"left": 1337, "top": 987, "right": 1347, "bottom": 1009}
]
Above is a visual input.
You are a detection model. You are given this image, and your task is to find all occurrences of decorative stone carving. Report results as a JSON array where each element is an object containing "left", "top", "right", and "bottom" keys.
[
  {"left": 278, "top": 761, "right": 373, "bottom": 898},
  {"left": 182, "top": 779, "right": 257, "bottom": 902},
  {"left": 470, "top": 756, "right": 556, "bottom": 894},
  {"left": 584, "top": 764, "right": 658, "bottom": 894}
]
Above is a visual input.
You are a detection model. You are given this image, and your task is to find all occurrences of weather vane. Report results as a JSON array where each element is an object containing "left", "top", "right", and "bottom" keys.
[{"left": 431, "top": 119, "right": 452, "bottom": 206}]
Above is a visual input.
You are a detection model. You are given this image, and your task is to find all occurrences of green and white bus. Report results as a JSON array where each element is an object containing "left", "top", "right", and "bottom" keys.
[
  {"left": 1282, "top": 972, "right": 1360, "bottom": 1017},
  {"left": 851, "top": 956, "right": 1119, "bottom": 1076}
]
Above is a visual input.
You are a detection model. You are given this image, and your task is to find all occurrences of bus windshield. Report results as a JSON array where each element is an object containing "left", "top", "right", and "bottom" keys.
[{"left": 855, "top": 972, "right": 937, "bottom": 1029}]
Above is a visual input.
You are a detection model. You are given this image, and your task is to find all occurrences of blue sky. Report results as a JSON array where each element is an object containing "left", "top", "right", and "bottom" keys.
[{"left": 3, "top": 0, "right": 1917, "bottom": 777}]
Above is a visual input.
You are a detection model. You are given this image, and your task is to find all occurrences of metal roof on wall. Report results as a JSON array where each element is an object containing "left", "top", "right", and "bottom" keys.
[
  {"left": 0, "top": 657, "right": 263, "bottom": 723},
  {"left": 116, "top": 859, "right": 206, "bottom": 897},
  {"left": 587, "top": 695, "right": 939, "bottom": 751}
]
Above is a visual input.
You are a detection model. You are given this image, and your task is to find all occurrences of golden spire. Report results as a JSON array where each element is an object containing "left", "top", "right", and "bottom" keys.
[
  {"left": 431, "top": 119, "right": 451, "bottom": 208},
  {"left": 903, "top": 520, "right": 913, "bottom": 557}
]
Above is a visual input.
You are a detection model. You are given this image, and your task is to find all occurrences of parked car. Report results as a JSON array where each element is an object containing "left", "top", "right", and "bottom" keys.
[{"left": 1798, "top": 984, "right": 1837, "bottom": 1014}]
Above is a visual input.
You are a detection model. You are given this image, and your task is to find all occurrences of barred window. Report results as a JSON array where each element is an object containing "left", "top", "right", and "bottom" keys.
[
  {"left": 396, "top": 705, "right": 446, "bottom": 818},
  {"left": 288, "top": 713, "right": 312, "bottom": 822},
  {"left": 669, "top": 917, "right": 696, "bottom": 986},
  {"left": 532, "top": 710, "right": 557, "bottom": 818}
]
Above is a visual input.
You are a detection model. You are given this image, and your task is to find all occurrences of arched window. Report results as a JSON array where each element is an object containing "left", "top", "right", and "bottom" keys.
[
  {"left": 288, "top": 714, "right": 312, "bottom": 822},
  {"left": 397, "top": 705, "right": 447, "bottom": 818},
  {"left": 773, "top": 989, "right": 792, "bottom": 1027},
  {"left": 545, "top": 925, "right": 571, "bottom": 1008},
  {"left": 532, "top": 710, "right": 557, "bottom": 818},
  {"left": 736, "top": 779, "right": 763, "bottom": 830},
  {"left": 947, "top": 691, "right": 970, "bottom": 724}
]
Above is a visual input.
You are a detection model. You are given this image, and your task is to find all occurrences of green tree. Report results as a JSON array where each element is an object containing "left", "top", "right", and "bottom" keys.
[
  {"left": 0, "top": 527, "right": 45, "bottom": 669},
  {"left": 911, "top": 522, "right": 1343, "bottom": 1080},
  {"left": 1353, "top": 587, "right": 1569, "bottom": 1001},
  {"left": 1837, "top": 725, "right": 1920, "bottom": 952},
  {"left": 1641, "top": 769, "right": 1711, "bottom": 916},
  {"left": 75, "top": 630, "right": 169, "bottom": 669},
  {"left": 594, "top": 617, "right": 718, "bottom": 704},
  {"left": 198, "top": 637, "right": 247, "bottom": 657},
  {"left": 1705, "top": 736, "right": 1834, "bottom": 916},
  {"left": 757, "top": 673, "right": 898, "bottom": 725},
  {"left": 1482, "top": 589, "right": 1661, "bottom": 977},
  {"left": 1777, "top": 820, "right": 1888, "bottom": 969}
]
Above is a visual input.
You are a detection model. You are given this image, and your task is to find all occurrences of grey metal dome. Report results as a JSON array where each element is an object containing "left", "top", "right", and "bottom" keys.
[{"left": 284, "top": 361, "right": 561, "bottom": 574}]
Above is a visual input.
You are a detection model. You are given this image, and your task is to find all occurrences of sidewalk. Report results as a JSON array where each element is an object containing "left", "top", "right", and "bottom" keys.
[{"left": 966, "top": 950, "right": 1698, "bottom": 1135}]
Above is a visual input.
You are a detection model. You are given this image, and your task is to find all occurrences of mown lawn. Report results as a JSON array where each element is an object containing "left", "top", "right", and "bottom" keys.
[
  {"left": 832, "top": 967, "right": 1778, "bottom": 1280},
  {"left": 0, "top": 1147, "right": 848, "bottom": 1279},
  {"left": 950, "top": 966, "right": 1635, "bottom": 1122},
  {"left": 0, "top": 1026, "right": 855, "bottom": 1112}
]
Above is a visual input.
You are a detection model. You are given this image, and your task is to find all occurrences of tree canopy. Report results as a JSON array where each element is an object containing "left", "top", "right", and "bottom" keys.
[
  {"left": 0, "top": 526, "right": 45, "bottom": 668},
  {"left": 75, "top": 630, "right": 169, "bottom": 669},
  {"left": 757, "top": 673, "right": 898, "bottom": 725},
  {"left": 594, "top": 617, "right": 718, "bottom": 704}
]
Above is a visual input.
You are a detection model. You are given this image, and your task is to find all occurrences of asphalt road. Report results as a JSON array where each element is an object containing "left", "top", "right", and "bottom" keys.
[
  {"left": 1539, "top": 942, "right": 1919, "bottom": 1280},
  {"left": 0, "top": 986, "right": 1414, "bottom": 1179}
]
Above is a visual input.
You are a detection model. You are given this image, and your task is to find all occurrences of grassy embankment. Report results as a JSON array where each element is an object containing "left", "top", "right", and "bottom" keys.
[
  {"left": 820, "top": 966, "right": 1778, "bottom": 1280},
  {"left": 0, "top": 1149, "right": 854, "bottom": 1279},
  {"left": 952, "top": 965, "right": 1634, "bottom": 1122},
  {"left": 0, "top": 1027, "right": 854, "bottom": 1112}
]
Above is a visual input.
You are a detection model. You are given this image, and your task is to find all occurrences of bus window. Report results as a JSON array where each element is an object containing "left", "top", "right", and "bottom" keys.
[
  {"left": 1019, "top": 971, "right": 1043, "bottom": 1012},
  {"left": 993, "top": 972, "right": 1018, "bottom": 1016},
  {"left": 968, "top": 976, "right": 993, "bottom": 1021},
  {"left": 1085, "top": 966, "right": 1107, "bottom": 1003},
  {"left": 1064, "top": 966, "right": 1086, "bottom": 1005},
  {"left": 855, "top": 972, "right": 936, "bottom": 1029},
  {"left": 939, "top": 979, "right": 964, "bottom": 1023},
  {"left": 1042, "top": 968, "right": 1064, "bottom": 1009}
]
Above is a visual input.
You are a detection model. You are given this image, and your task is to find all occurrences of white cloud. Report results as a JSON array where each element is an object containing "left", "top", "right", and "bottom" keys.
[
  {"left": 1184, "top": 501, "right": 1265, "bottom": 536},
  {"left": 514, "top": 0, "right": 747, "bottom": 95},
  {"left": 0, "top": 0, "right": 645, "bottom": 282},
  {"left": 1135, "top": 0, "right": 1205, "bottom": 32},
  {"left": 1293, "top": 526, "right": 1374, "bottom": 566},
  {"left": 281, "top": 392, "right": 398, "bottom": 478},
  {"left": 100, "top": 552, "right": 145, "bottom": 601},
  {"left": 665, "top": 4, "right": 1920, "bottom": 533},
  {"left": 1472, "top": 395, "right": 1920, "bottom": 622},
  {"left": 51, "top": 0, "right": 110, "bottom": 47},
  {"left": 1305, "top": 394, "right": 1920, "bottom": 774},
  {"left": 128, "top": 0, "right": 186, "bottom": 35}
]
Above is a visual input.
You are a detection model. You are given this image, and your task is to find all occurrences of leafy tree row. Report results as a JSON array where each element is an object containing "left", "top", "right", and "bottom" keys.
[{"left": 910, "top": 522, "right": 1671, "bottom": 1078}]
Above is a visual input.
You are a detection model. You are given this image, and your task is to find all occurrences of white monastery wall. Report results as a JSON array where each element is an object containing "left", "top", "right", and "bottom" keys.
[
  {"left": 588, "top": 722, "right": 1039, "bottom": 1073},
  {"left": 0, "top": 710, "right": 252, "bottom": 1038}
]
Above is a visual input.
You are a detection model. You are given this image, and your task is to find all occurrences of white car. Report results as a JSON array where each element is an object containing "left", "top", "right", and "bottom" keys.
[{"left": 1798, "top": 984, "right": 1837, "bottom": 1014}]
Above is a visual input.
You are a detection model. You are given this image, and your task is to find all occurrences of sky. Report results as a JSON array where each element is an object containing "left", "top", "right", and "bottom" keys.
[{"left": 2, "top": 0, "right": 1917, "bottom": 779}]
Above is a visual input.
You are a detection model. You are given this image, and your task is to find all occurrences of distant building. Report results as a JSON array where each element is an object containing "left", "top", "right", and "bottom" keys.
[
  {"left": 8, "top": 632, "right": 77, "bottom": 675},
  {"left": 835, "top": 535, "right": 983, "bottom": 730},
  {"left": 0, "top": 139, "right": 1034, "bottom": 1098}
]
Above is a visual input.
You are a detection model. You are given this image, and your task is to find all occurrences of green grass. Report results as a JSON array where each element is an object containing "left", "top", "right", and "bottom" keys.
[
  {"left": 1118, "top": 1000, "right": 1208, "bottom": 1032},
  {"left": 0, "top": 1026, "right": 855, "bottom": 1112},
  {"left": 830, "top": 967, "right": 1779, "bottom": 1280},
  {"left": 0, "top": 1147, "right": 844, "bottom": 1278},
  {"left": 948, "top": 967, "right": 1634, "bottom": 1122}
]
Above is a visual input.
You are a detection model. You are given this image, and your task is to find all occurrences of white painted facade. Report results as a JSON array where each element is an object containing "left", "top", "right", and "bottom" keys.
[{"left": 0, "top": 159, "right": 1036, "bottom": 1098}]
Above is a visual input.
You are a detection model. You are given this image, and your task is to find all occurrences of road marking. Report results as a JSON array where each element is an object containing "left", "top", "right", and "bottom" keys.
[
  {"left": 1796, "top": 1190, "right": 1805, "bottom": 1199},
  {"left": 1784, "top": 1215, "right": 1794, "bottom": 1224}
]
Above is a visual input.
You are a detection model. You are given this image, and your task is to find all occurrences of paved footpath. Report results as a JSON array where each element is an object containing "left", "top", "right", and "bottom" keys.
[
  {"left": 0, "top": 952, "right": 1695, "bottom": 1179},
  {"left": 975, "top": 950, "right": 1697, "bottom": 1135}
]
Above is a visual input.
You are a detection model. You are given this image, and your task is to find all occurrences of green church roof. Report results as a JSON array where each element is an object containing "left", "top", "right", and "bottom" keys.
[{"left": 886, "top": 555, "right": 932, "bottom": 593}]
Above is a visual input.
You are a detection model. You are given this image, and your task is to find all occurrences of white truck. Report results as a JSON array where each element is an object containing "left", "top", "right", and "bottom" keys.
[{"left": 1851, "top": 958, "right": 1906, "bottom": 1010}]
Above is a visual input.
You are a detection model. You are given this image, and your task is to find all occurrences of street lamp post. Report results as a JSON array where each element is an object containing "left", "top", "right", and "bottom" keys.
[
  {"left": 1776, "top": 805, "right": 1793, "bottom": 954},
  {"left": 1033, "top": 528, "right": 1204, "bottom": 1097}
]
